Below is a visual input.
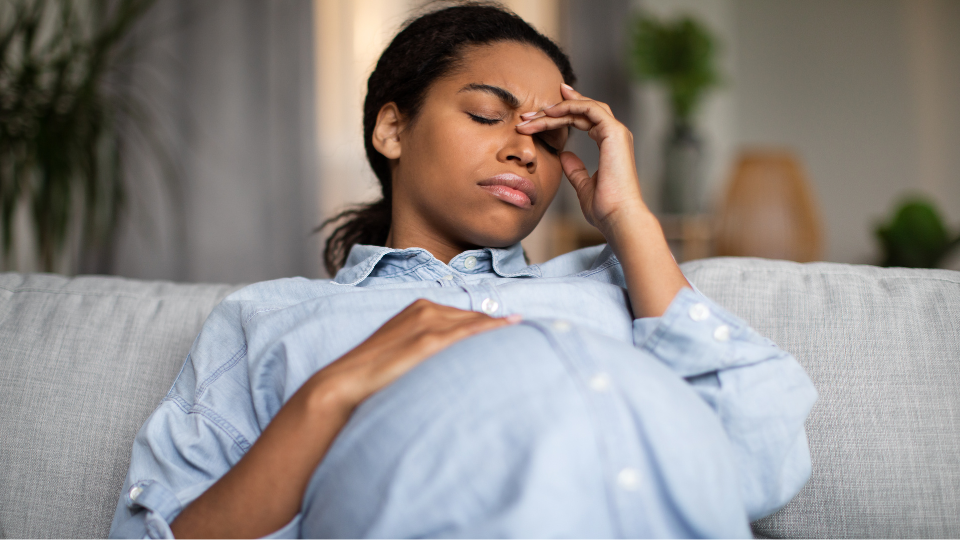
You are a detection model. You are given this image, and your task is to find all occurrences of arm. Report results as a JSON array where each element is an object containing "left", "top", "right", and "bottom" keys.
[
  {"left": 517, "top": 84, "right": 688, "bottom": 318},
  {"left": 113, "top": 299, "right": 517, "bottom": 539},
  {"left": 636, "top": 289, "right": 817, "bottom": 520},
  {"left": 171, "top": 299, "right": 518, "bottom": 538},
  {"left": 519, "top": 84, "right": 817, "bottom": 520}
]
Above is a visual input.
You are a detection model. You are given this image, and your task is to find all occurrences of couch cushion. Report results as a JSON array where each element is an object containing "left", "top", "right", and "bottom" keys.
[
  {"left": 0, "top": 273, "right": 239, "bottom": 539},
  {"left": 681, "top": 258, "right": 960, "bottom": 538}
]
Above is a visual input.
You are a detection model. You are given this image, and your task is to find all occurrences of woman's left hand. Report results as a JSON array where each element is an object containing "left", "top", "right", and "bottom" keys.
[
  {"left": 516, "top": 84, "right": 646, "bottom": 236},
  {"left": 518, "top": 83, "right": 690, "bottom": 318}
]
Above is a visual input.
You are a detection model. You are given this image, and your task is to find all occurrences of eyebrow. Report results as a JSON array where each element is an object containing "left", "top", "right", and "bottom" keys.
[{"left": 457, "top": 83, "right": 521, "bottom": 108}]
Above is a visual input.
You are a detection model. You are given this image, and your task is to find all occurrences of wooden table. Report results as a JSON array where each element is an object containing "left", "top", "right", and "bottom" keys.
[{"left": 551, "top": 214, "right": 714, "bottom": 263}]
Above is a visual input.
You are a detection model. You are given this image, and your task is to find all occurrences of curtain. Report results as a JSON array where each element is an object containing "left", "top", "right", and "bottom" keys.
[{"left": 109, "top": 0, "right": 320, "bottom": 282}]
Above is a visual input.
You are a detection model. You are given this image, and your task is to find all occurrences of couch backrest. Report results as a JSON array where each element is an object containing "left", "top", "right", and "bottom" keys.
[
  {"left": 0, "top": 273, "right": 240, "bottom": 539},
  {"left": 682, "top": 257, "right": 960, "bottom": 538},
  {"left": 1, "top": 260, "right": 959, "bottom": 538}
]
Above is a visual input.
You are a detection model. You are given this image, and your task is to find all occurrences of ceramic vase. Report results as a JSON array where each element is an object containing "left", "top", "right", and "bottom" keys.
[{"left": 661, "top": 121, "right": 703, "bottom": 215}]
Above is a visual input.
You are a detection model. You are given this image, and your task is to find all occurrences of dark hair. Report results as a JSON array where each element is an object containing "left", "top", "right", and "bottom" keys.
[{"left": 317, "top": 1, "right": 576, "bottom": 276}]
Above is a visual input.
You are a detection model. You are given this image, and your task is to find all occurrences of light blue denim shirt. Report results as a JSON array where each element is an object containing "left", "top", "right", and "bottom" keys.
[{"left": 110, "top": 243, "right": 817, "bottom": 539}]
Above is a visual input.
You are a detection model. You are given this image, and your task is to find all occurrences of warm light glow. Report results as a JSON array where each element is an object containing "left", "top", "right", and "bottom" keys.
[{"left": 313, "top": 1, "right": 561, "bottom": 271}]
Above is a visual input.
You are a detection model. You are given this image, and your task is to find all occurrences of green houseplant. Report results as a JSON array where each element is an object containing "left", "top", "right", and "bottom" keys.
[
  {"left": 629, "top": 13, "right": 720, "bottom": 215},
  {"left": 0, "top": 0, "right": 153, "bottom": 272},
  {"left": 876, "top": 197, "right": 960, "bottom": 268}
]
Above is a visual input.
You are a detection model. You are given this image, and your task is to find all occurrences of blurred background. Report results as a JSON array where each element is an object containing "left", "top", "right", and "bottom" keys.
[{"left": 2, "top": 0, "right": 959, "bottom": 282}]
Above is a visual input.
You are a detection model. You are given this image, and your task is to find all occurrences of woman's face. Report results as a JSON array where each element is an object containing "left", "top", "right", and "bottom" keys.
[{"left": 380, "top": 41, "right": 568, "bottom": 258}]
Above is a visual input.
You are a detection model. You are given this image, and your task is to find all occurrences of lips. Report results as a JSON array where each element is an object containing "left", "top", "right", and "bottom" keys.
[{"left": 477, "top": 173, "right": 538, "bottom": 209}]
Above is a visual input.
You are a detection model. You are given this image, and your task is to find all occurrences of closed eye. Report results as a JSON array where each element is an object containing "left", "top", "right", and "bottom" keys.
[
  {"left": 469, "top": 113, "right": 560, "bottom": 156},
  {"left": 468, "top": 113, "right": 502, "bottom": 125},
  {"left": 535, "top": 135, "right": 559, "bottom": 156}
]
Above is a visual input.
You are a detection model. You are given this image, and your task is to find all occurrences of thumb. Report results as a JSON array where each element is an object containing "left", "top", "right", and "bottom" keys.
[{"left": 560, "top": 151, "right": 591, "bottom": 195}]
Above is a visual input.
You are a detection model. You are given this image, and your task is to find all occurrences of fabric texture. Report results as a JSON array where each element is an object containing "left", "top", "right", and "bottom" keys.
[
  {"left": 109, "top": 243, "right": 815, "bottom": 538},
  {"left": 0, "top": 273, "right": 240, "bottom": 539},
  {"left": 682, "top": 257, "right": 960, "bottom": 538},
  {"left": 2, "top": 255, "right": 958, "bottom": 538}
]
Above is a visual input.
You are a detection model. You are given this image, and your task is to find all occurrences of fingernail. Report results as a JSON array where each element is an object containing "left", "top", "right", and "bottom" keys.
[
  {"left": 506, "top": 314, "right": 522, "bottom": 323},
  {"left": 516, "top": 119, "right": 531, "bottom": 127},
  {"left": 544, "top": 102, "right": 558, "bottom": 109},
  {"left": 520, "top": 111, "right": 538, "bottom": 118},
  {"left": 562, "top": 83, "right": 574, "bottom": 91}
]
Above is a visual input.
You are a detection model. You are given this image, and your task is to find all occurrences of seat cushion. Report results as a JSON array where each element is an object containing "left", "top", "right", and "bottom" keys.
[
  {"left": 681, "top": 258, "right": 960, "bottom": 538},
  {"left": 0, "top": 273, "right": 239, "bottom": 539},
  {"left": 3, "top": 259, "right": 959, "bottom": 538}
]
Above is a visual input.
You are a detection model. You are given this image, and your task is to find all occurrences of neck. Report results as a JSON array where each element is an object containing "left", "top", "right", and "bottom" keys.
[{"left": 385, "top": 222, "right": 477, "bottom": 265}]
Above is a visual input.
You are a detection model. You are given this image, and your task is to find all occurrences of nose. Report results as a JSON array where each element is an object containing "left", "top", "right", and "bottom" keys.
[{"left": 498, "top": 130, "right": 537, "bottom": 173}]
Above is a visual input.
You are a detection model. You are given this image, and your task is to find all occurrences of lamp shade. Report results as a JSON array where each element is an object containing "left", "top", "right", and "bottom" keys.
[{"left": 715, "top": 151, "right": 823, "bottom": 262}]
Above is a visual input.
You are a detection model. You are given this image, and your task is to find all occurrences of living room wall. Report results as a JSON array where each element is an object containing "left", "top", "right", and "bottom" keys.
[
  {"left": 632, "top": 0, "right": 960, "bottom": 265},
  {"left": 733, "top": 0, "right": 960, "bottom": 264}
]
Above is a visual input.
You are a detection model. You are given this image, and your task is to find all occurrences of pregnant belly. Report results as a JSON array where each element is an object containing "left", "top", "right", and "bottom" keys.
[{"left": 298, "top": 321, "right": 743, "bottom": 538}]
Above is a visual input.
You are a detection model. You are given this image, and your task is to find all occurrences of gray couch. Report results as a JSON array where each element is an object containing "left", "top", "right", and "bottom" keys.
[{"left": 1, "top": 257, "right": 958, "bottom": 538}]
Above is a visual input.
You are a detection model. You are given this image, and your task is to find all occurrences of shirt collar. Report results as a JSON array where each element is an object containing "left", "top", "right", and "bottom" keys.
[{"left": 333, "top": 242, "right": 540, "bottom": 285}]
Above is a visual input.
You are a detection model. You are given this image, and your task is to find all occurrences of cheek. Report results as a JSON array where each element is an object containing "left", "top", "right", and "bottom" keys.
[
  {"left": 540, "top": 158, "right": 564, "bottom": 195},
  {"left": 420, "top": 122, "right": 493, "bottom": 179}
]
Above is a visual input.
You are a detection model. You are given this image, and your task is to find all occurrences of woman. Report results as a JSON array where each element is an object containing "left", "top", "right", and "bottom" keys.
[{"left": 111, "top": 3, "right": 816, "bottom": 538}]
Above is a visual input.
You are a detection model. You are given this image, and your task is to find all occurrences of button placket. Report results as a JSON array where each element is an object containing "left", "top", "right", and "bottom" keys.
[
  {"left": 589, "top": 372, "right": 612, "bottom": 392},
  {"left": 617, "top": 467, "right": 641, "bottom": 491},
  {"left": 713, "top": 324, "right": 731, "bottom": 342},
  {"left": 461, "top": 284, "right": 504, "bottom": 318},
  {"left": 537, "top": 322, "right": 648, "bottom": 534},
  {"left": 480, "top": 297, "right": 499, "bottom": 315}
]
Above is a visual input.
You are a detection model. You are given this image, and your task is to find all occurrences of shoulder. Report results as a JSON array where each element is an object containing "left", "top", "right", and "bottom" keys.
[
  {"left": 170, "top": 276, "right": 342, "bottom": 404},
  {"left": 536, "top": 244, "right": 625, "bottom": 285}
]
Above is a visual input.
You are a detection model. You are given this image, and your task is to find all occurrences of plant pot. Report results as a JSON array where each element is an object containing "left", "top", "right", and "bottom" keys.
[{"left": 661, "top": 121, "right": 703, "bottom": 215}]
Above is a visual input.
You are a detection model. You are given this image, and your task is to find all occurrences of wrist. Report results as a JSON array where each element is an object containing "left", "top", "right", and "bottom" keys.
[
  {"left": 302, "top": 372, "right": 361, "bottom": 421},
  {"left": 598, "top": 204, "right": 659, "bottom": 248}
]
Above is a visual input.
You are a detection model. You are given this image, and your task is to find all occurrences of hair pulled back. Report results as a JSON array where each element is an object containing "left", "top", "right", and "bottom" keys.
[{"left": 319, "top": 1, "right": 576, "bottom": 276}]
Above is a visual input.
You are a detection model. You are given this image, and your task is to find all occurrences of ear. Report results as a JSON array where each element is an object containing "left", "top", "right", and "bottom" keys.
[{"left": 372, "top": 102, "right": 404, "bottom": 160}]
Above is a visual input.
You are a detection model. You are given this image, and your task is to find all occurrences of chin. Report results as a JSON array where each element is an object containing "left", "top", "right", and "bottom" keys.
[
  {"left": 442, "top": 198, "right": 546, "bottom": 248},
  {"left": 463, "top": 217, "right": 538, "bottom": 248}
]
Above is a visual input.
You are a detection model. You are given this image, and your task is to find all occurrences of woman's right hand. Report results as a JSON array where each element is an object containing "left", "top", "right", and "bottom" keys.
[
  {"left": 306, "top": 298, "right": 520, "bottom": 410},
  {"left": 171, "top": 299, "right": 517, "bottom": 539}
]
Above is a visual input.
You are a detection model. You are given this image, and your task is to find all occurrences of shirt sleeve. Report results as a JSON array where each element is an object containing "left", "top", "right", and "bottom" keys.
[
  {"left": 108, "top": 296, "right": 301, "bottom": 539},
  {"left": 633, "top": 287, "right": 818, "bottom": 522}
]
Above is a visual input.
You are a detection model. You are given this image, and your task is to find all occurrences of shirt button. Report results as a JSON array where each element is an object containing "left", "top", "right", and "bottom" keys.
[
  {"left": 617, "top": 468, "right": 641, "bottom": 491},
  {"left": 689, "top": 303, "right": 710, "bottom": 321},
  {"left": 589, "top": 372, "right": 611, "bottom": 392},
  {"left": 481, "top": 298, "right": 499, "bottom": 314},
  {"left": 464, "top": 256, "right": 478, "bottom": 270},
  {"left": 713, "top": 324, "right": 731, "bottom": 342},
  {"left": 551, "top": 319, "right": 571, "bottom": 332},
  {"left": 441, "top": 274, "right": 454, "bottom": 280},
  {"left": 129, "top": 485, "right": 143, "bottom": 501}
]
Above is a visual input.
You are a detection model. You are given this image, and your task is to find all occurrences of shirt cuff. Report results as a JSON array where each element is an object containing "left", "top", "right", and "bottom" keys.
[
  {"left": 111, "top": 480, "right": 181, "bottom": 539},
  {"left": 113, "top": 480, "right": 302, "bottom": 539},
  {"left": 634, "top": 287, "right": 776, "bottom": 378}
]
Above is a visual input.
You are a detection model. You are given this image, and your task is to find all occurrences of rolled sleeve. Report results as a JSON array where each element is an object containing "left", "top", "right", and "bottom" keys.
[
  {"left": 634, "top": 287, "right": 818, "bottom": 521},
  {"left": 110, "top": 480, "right": 180, "bottom": 538},
  {"left": 634, "top": 287, "right": 777, "bottom": 377}
]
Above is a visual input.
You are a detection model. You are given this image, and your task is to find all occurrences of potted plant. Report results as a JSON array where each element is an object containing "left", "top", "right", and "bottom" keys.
[
  {"left": 876, "top": 197, "right": 960, "bottom": 268},
  {"left": 0, "top": 0, "right": 154, "bottom": 273},
  {"left": 629, "top": 13, "right": 720, "bottom": 215}
]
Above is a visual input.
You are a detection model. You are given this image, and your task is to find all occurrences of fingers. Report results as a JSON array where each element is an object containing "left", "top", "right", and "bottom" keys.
[
  {"left": 560, "top": 151, "right": 591, "bottom": 193},
  {"left": 561, "top": 84, "right": 613, "bottom": 115},
  {"left": 541, "top": 99, "right": 616, "bottom": 127},
  {"left": 517, "top": 113, "right": 594, "bottom": 134},
  {"left": 368, "top": 305, "right": 520, "bottom": 389},
  {"left": 385, "top": 299, "right": 520, "bottom": 352},
  {"left": 516, "top": 85, "right": 622, "bottom": 141}
]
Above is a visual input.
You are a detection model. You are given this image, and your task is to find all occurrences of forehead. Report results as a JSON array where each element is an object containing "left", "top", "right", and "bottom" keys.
[{"left": 441, "top": 41, "right": 565, "bottom": 110}]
